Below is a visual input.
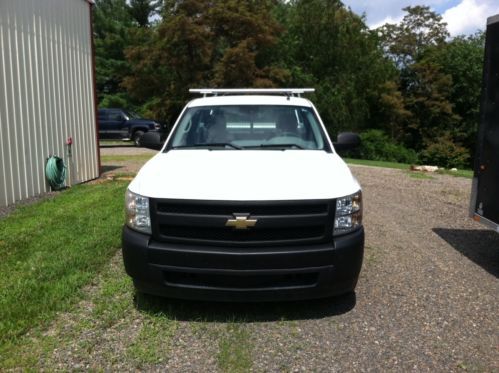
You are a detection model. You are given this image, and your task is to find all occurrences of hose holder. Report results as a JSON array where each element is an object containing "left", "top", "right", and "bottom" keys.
[{"left": 45, "top": 156, "right": 67, "bottom": 190}]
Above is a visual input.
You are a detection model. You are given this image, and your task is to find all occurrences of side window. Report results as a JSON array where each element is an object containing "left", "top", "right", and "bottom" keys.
[
  {"left": 98, "top": 110, "right": 108, "bottom": 121},
  {"left": 108, "top": 110, "right": 124, "bottom": 121}
]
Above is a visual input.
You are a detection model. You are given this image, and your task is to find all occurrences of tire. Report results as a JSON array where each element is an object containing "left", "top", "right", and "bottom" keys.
[{"left": 132, "top": 130, "right": 145, "bottom": 147}]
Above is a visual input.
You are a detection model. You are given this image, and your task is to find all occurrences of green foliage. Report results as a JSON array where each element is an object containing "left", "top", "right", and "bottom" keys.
[
  {"left": 351, "top": 129, "right": 419, "bottom": 164},
  {"left": 93, "top": 0, "right": 133, "bottom": 102},
  {"left": 375, "top": 80, "right": 412, "bottom": 141},
  {"left": 420, "top": 136, "right": 470, "bottom": 168},
  {"left": 376, "top": 5, "right": 478, "bottom": 167},
  {"left": 123, "top": 0, "right": 286, "bottom": 123},
  {"left": 92, "top": 0, "right": 485, "bottom": 167},
  {"left": 422, "top": 32, "right": 485, "bottom": 162},
  {"left": 128, "top": 0, "right": 160, "bottom": 27},
  {"left": 377, "top": 5, "right": 449, "bottom": 68},
  {"left": 281, "top": 0, "right": 396, "bottom": 133},
  {"left": 402, "top": 61, "right": 460, "bottom": 150},
  {"left": 99, "top": 93, "right": 129, "bottom": 108}
]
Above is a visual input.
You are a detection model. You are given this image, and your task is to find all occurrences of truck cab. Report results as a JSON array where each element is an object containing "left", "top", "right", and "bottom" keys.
[
  {"left": 122, "top": 89, "right": 364, "bottom": 301},
  {"left": 98, "top": 108, "right": 161, "bottom": 146}
]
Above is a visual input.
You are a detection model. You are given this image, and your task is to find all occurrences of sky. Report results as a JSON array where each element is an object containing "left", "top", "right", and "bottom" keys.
[{"left": 341, "top": 0, "right": 499, "bottom": 36}]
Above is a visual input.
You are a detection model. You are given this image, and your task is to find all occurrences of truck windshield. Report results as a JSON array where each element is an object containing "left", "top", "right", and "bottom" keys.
[
  {"left": 167, "top": 105, "right": 328, "bottom": 150},
  {"left": 124, "top": 110, "right": 141, "bottom": 119}
]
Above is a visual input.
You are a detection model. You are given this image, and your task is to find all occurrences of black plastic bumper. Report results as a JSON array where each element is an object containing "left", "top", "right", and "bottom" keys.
[{"left": 122, "top": 226, "right": 364, "bottom": 302}]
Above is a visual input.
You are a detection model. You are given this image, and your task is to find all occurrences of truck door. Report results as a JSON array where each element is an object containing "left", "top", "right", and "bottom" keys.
[
  {"left": 98, "top": 109, "right": 110, "bottom": 139},
  {"left": 106, "top": 109, "right": 128, "bottom": 139},
  {"left": 471, "top": 14, "right": 499, "bottom": 231}
]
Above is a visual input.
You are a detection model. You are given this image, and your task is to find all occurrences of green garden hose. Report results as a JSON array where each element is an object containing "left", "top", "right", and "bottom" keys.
[{"left": 45, "top": 156, "right": 66, "bottom": 190}]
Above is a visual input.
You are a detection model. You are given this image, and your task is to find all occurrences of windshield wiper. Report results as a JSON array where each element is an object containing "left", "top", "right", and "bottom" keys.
[
  {"left": 252, "top": 143, "right": 304, "bottom": 149},
  {"left": 172, "top": 143, "right": 242, "bottom": 150}
]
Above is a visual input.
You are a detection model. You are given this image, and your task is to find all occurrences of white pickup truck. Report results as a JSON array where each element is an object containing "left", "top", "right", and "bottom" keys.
[{"left": 122, "top": 88, "right": 364, "bottom": 301}]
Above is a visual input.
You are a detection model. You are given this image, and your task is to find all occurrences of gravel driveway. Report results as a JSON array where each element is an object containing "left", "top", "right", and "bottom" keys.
[
  {"left": 38, "top": 150, "right": 499, "bottom": 371},
  {"left": 247, "top": 165, "right": 499, "bottom": 372}
]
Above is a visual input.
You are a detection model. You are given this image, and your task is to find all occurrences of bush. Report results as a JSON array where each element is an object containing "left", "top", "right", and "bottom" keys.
[
  {"left": 99, "top": 93, "right": 128, "bottom": 108},
  {"left": 348, "top": 129, "right": 419, "bottom": 164},
  {"left": 420, "top": 138, "right": 470, "bottom": 168}
]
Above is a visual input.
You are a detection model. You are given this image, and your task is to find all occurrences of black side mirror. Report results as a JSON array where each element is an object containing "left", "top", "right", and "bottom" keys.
[
  {"left": 334, "top": 132, "right": 361, "bottom": 151},
  {"left": 141, "top": 131, "right": 164, "bottom": 150}
]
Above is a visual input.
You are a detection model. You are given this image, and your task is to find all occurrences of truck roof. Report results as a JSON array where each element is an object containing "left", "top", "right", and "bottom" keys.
[
  {"left": 487, "top": 14, "right": 499, "bottom": 25},
  {"left": 187, "top": 95, "right": 314, "bottom": 108}
]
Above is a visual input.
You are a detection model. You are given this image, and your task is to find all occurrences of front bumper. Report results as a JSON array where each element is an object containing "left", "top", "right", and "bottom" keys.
[{"left": 122, "top": 226, "right": 364, "bottom": 302}]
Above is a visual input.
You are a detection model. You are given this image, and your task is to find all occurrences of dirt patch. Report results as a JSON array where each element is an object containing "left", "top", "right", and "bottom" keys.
[{"left": 99, "top": 146, "right": 157, "bottom": 178}]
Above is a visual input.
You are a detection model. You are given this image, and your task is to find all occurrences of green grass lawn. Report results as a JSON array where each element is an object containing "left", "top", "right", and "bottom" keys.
[
  {"left": 101, "top": 154, "right": 154, "bottom": 163},
  {"left": 344, "top": 158, "right": 411, "bottom": 170},
  {"left": 0, "top": 180, "right": 128, "bottom": 352},
  {"left": 344, "top": 158, "right": 473, "bottom": 178},
  {"left": 99, "top": 139, "right": 134, "bottom": 146}
]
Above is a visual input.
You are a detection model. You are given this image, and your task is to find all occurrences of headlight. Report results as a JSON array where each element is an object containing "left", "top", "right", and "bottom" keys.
[
  {"left": 154, "top": 122, "right": 161, "bottom": 130},
  {"left": 334, "top": 190, "right": 362, "bottom": 236},
  {"left": 125, "top": 189, "right": 151, "bottom": 234}
]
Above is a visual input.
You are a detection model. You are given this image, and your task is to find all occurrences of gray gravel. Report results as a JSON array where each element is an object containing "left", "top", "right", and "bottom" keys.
[
  {"left": 100, "top": 146, "right": 158, "bottom": 157},
  {"left": 247, "top": 166, "right": 499, "bottom": 372},
  {"left": 24, "top": 155, "right": 499, "bottom": 371}
]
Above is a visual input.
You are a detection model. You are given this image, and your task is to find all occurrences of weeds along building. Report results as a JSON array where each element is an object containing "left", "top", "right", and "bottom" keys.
[{"left": 0, "top": 0, "right": 99, "bottom": 207}]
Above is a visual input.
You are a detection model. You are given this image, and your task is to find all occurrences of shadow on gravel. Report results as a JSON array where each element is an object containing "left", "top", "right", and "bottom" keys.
[
  {"left": 433, "top": 228, "right": 499, "bottom": 277},
  {"left": 134, "top": 292, "right": 356, "bottom": 322},
  {"left": 100, "top": 165, "right": 121, "bottom": 173}
]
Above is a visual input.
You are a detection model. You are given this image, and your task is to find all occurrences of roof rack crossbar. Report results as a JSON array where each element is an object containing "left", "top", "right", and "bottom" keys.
[{"left": 189, "top": 88, "right": 315, "bottom": 98}]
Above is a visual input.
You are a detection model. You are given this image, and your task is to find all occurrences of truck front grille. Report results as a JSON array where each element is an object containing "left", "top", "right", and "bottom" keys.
[
  {"left": 150, "top": 199, "right": 334, "bottom": 247},
  {"left": 159, "top": 225, "right": 325, "bottom": 242}
]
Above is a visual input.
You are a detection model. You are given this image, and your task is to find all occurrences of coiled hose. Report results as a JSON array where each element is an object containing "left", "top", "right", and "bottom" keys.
[{"left": 45, "top": 156, "right": 66, "bottom": 190}]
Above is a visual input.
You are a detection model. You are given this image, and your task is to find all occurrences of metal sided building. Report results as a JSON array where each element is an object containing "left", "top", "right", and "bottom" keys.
[{"left": 0, "top": 0, "right": 99, "bottom": 207}]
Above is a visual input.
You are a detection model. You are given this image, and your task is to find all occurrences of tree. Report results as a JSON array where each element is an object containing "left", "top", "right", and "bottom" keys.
[
  {"left": 423, "top": 32, "right": 485, "bottom": 160},
  {"left": 377, "top": 80, "right": 412, "bottom": 140},
  {"left": 280, "top": 0, "right": 397, "bottom": 134},
  {"left": 402, "top": 61, "right": 460, "bottom": 151},
  {"left": 377, "top": 5, "right": 468, "bottom": 166},
  {"left": 93, "top": 0, "right": 134, "bottom": 105},
  {"left": 128, "top": 0, "right": 161, "bottom": 27},
  {"left": 123, "top": 0, "right": 287, "bottom": 123},
  {"left": 208, "top": 0, "right": 288, "bottom": 87},
  {"left": 377, "top": 5, "right": 449, "bottom": 69}
]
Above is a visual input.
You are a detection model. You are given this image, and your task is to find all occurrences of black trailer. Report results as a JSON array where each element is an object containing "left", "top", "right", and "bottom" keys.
[{"left": 470, "top": 14, "right": 499, "bottom": 233}]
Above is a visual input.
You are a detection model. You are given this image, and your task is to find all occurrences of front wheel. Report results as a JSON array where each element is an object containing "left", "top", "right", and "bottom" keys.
[{"left": 132, "top": 130, "right": 145, "bottom": 147}]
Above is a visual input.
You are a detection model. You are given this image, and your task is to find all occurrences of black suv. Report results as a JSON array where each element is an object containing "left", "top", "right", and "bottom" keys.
[{"left": 98, "top": 108, "right": 161, "bottom": 146}]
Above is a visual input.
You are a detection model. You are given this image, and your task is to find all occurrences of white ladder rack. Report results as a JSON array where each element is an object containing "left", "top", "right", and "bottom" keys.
[{"left": 189, "top": 88, "right": 315, "bottom": 98}]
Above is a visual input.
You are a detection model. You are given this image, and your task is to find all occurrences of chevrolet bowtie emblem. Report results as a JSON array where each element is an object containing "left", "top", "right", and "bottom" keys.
[{"left": 225, "top": 215, "right": 257, "bottom": 230}]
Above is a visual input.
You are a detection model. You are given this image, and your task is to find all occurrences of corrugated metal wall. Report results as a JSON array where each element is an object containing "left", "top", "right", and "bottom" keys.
[{"left": 0, "top": 0, "right": 99, "bottom": 207}]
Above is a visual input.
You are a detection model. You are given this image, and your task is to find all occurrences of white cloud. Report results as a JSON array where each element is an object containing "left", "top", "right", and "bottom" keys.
[
  {"left": 342, "top": 0, "right": 454, "bottom": 28},
  {"left": 370, "top": 15, "right": 404, "bottom": 30},
  {"left": 442, "top": 0, "right": 499, "bottom": 36},
  {"left": 342, "top": 0, "right": 499, "bottom": 36}
]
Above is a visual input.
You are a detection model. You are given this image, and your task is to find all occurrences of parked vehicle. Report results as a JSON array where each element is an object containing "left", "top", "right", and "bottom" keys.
[
  {"left": 97, "top": 108, "right": 161, "bottom": 146},
  {"left": 470, "top": 14, "right": 499, "bottom": 233},
  {"left": 122, "top": 88, "right": 364, "bottom": 301}
]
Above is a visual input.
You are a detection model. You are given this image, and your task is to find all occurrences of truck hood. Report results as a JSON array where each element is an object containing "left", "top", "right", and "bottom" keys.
[
  {"left": 128, "top": 150, "right": 360, "bottom": 201},
  {"left": 129, "top": 118, "right": 155, "bottom": 124}
]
